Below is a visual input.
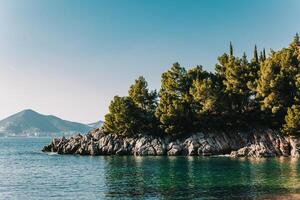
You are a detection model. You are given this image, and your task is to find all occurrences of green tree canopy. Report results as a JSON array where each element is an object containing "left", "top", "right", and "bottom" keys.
[
  {"left": 102, "top": 35, "right": 300, "bottom": 137},
  {"left": 256, "top": 43, "right": 300, "bottom": 116},
  {"left": 128, "top": 76, "right": 158, "bottom": 133},
  {"left": 155, "top": 63, "right": 193, "bottom": 136},
  {"left": 103, "top": 76, "right": 158, "bottom": 136},
  {"left": 283, "top": 105, "right": 300, "bottom": 135},
  {"left": 103, "top": 96, "right": 141, "bottom": 136},
  {"left": 128, "top": 76, "right": 157, "bottom": 113}
]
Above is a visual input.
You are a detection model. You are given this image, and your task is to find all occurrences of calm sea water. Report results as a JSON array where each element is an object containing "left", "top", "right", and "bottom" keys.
[{"left": 0, "top": 137, "right": 300, "bottom": 200}]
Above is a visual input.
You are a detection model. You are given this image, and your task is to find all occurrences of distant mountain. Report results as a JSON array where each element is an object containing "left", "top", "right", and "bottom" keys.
[
  {"left": 87, "top": 120, "right": 103, "bottom": 129},
  {"left": 0, "top": 109, "right": 94, "bottom": 137}
]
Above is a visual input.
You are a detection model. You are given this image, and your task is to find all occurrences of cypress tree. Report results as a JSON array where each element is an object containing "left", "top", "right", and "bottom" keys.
[
  {"left": 259, "top": 51, "right": 264, "bottom": 62},
  {"left": 293, "top": 33, "right": 300, "bottom": 46},
  {"left": 253, "top": 45, "right": 259, "bottom": 63},
  {"left": 229, "top": 42, "right": 233, "bottom": 58}
]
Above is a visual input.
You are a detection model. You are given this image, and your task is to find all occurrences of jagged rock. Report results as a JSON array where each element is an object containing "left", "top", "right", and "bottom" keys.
[
  {"left": 153, "top": 142, "right": 166, "bottom": 155},
  {"left": 290, "top": 137, "right": 300, "bottom": 158},
  {"left": 187, "top": 141, "right": 200, "bottom": 156},
  {"left": 198, "top": 145, "right": 212, "bottom": 156},
  {"left": 88, "top": 141, "right": 100, "bottom": 155},
  {"left": 42, "top": 128, "right": 300, "bottom": 158},
  {"left": 115, "top": 147, "right": 129, "bottom": 155},
  {"left": 167, "top": 144, "right": 182, "bottom": 156}
]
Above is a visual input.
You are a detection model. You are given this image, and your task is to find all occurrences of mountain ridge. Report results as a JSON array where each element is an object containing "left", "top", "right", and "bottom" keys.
[{"left": 0, "top": 109, "right": 98, "bottom": 137}]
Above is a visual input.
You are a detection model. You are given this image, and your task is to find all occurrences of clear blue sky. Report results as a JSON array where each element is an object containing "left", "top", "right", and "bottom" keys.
[{"left": 0, "top": 0, "right": 299, "bottom": 123}]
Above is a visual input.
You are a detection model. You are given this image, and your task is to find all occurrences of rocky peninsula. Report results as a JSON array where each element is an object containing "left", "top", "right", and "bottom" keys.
[
  {"left": 43, "top": 36, "right": 300, "bottom": 159},
  {"left": 42, "top": 128, "right": 300, "bottom": 158}
]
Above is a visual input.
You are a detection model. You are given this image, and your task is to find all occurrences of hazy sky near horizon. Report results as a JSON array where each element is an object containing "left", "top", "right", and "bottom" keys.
[{"left": 0, "top": 0, "right": 299, "bottom": 123}]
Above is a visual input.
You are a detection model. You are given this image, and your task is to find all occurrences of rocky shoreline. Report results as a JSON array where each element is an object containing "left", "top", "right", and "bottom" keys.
[{"left": 42, "top": 128, "right": 300, "bottom": 158}]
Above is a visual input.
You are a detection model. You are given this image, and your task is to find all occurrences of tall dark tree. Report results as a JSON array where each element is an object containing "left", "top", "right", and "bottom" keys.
[
  {"left": 103, "top": 77, "right": 158, "bottom": 136},
  {"left": 128, "top": 76, "right": 158, "bottom": 133},
  {"left": 253, "top": 45, "right": 259, "bottom": 63},
  {"left": 257, "top": 36, "right": 300, "bottom": 127},
  {"left": 229, "top": 42, "right": 233, "bottom": 58},
  {"left": 156, "top": 63, "right": 193, "bottom": 136},
  {"left": 103, "top": 96, "right": 142, "bottom": 136},
  {"left": 293, "top": 33, "right": 300, "bottom": 46},
  {"left": 128, "top": 76, "right": 157, "bottom": 113},
  {"left": 263, "top": 48, "right": 266, "bottom": 60},
  {"left": 282, "top": 105, "right": 300, "bottom": 135}
]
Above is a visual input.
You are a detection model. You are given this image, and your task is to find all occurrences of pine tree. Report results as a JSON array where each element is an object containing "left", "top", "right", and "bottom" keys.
[
  {"left": 215, "top": 53, "right": 229, "bottom": 78},
  {"left": 155, "top": 63, "right": 193, "bottom": 136},
  {"left": 128, "top": 76, "right": 157, "bottom": 113},
  {"left": 103, "top": 96, "right": 141, "bottom": 136},
  {"left": 282, "top": 105, "right": 300, "bottom": 135},
  {"left": 128, "top": 76, "right": 158, "bottom": 133},
  {"left": 247, "top": 47, "right": 261, "bottom": 94},
  {"left": 253, "top": 45, "right": 259, "bottom": 63},
  {"left": 103, "top": 35, "right": 300, "bottom": 137},
  {"left": 190, "top": 69, "right": 222, "bottom": 115},
  {"left": 103, "top": 77, "right": 158, "bottom": 136},
  {"left": 257, "top": 36, "right": 300, "bottom": 124}
]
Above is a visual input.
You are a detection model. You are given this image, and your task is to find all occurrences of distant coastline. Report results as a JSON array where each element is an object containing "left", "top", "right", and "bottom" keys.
[{"left": 0, "top": 109, "right": 102, "bottom": 137}]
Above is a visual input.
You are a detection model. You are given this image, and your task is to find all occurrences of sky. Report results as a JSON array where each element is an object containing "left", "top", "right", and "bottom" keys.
[{"left": 0, "top": 0, "right": 299, "bottom": 123}]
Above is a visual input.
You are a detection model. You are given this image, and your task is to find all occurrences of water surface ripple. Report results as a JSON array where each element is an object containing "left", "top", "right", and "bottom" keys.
[{"left": 0, "top": 137, "right": 300, "bottom": 199}]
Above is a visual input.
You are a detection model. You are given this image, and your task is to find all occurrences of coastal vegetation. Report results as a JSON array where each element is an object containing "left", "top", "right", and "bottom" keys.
[{"left": 103, "top": 35, "right": 300, "bottom": 137}]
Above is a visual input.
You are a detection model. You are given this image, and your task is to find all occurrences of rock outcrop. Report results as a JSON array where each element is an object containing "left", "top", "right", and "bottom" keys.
[{"left": 42, "top": 128, "right": 300, "bottom": 158}]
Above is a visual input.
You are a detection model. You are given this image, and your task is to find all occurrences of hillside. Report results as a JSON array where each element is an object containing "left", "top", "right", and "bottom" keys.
[{"left": 0, "top": 109, "right": 93, "bottom": 136}]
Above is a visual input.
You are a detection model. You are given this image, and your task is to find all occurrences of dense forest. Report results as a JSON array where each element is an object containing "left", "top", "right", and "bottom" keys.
[{"left": 102, "top": 34, "right": 300, "bottom": 138}]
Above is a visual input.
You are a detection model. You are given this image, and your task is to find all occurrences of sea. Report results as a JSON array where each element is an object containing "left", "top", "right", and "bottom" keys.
[{"left": 0, "top": 137, "right": 300, "bottom": 200}]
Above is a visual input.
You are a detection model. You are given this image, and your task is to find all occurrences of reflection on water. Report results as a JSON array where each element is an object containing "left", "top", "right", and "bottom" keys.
[
  {"left": 0, "top": 138, "right": 300, "bottom": 200},
  {"left": 103, "top": 156, "right": 300, "bottom": 199}
]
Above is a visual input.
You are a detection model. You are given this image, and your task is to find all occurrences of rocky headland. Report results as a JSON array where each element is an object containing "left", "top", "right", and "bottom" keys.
[{"left": 42, "top": 128, "right": 300, "bottom": 158}]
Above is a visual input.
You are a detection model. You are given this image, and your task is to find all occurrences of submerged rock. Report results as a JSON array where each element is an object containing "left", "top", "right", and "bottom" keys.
[{"left": 42, "top": 129, "right": 300, "bottom": 158}]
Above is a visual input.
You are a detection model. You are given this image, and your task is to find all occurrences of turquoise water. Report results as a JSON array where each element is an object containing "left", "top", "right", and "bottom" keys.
[{"left": 1, "top": 138, "right": 300, "bottom": 200}]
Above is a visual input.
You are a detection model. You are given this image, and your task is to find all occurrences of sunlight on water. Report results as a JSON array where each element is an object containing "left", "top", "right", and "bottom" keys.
[{"left": 0, "top": 137, "right": 300, "bottom": 200}]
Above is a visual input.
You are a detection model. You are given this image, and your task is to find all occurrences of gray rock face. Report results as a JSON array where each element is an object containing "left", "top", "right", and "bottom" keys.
[
  {"left": 290, "top": 137, "right": 300, "bottom": 158},
  {"left": 42, "top": 128, "right": 300, "bottom": 158},
  {"left": 230, "top": 129, "right": 291, "bottom": 158}
]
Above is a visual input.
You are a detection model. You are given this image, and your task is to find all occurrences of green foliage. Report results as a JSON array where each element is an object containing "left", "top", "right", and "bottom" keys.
[
  {"left": 283, "top": 105, "right": 300, "bottom": 135},
  {"left": 292, "top": 33, "right": 300, "bottom": 46},
  {"left": 189, "top": 66, "right": 222, "bottom": 114},
  {"left": 215, "top": 47, "right": 256, "bottom": 113},
  {"left": 128, "top": 76, "right": 157, "bottom": 113},
  {"left": 103, "top": 96, "right": 141, "bottom": 136},
  {"left": 102, "top": 34, "right": 300, "bottom": 137},
  {"left": 155, "top": 63, "right": 194, "bottom": 136},
  {"left": 103, "top": 77, "right": 158, "bottom": 136},
  {"left": 128, "top": 76, "right": 158, "bottom": 133},
  {"left": 256, "top": 43, "right": 300, "bottom": 116},
  {"left": 253, "top": 45, "right": 259, "bottom": 63}
]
